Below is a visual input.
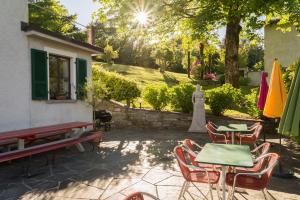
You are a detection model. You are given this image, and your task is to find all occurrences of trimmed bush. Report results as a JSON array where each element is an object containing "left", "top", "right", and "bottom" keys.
[
  {"left": 170, "top": 83, "right": 195, "bottom": 113},
  {"left": 92, "top": 66, "right": 140, "bottom": 106},
  {"left": 143, "top": 84, "right": 170, "bottom": 110},
  {"left": 244, "top": 88, "right": 262, "bottom": 118},
  {"left": 206, "top": 84, "right": 242, "bottom": 115},
  {"left": 239, "top": 76, "right": 251, "bottom": 86}
]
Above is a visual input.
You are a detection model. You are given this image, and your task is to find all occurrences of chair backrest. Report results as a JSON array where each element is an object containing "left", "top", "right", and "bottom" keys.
[
  {"left": 124, "top": 192, "right": 159, "bottom": 200},
  {"left": 252, "top": 153, "right": 279, "bottom": 188},
  {"left": 254, "top": 124, "right": 263, "bottom": 138},
  {"left": 207, "top": 121, "right": 218, "bottom": 129},
  {"left": 182, "top": 139, "right": 198, "bottom": 166},
  {"left": 258, "top": 142, "right": 271, "bottom": 157},
  {"left": 174, "top": 145, "right": 191, "bottom": 180},
  {"left": 205, "top": 124, "right": 219, "bottom": 142}
]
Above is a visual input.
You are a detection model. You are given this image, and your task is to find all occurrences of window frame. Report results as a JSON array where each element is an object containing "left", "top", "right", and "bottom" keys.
[
  {"left": 48, "top": 53, "right": 71, "bottom": 100},
  {"left": 44, "top": 47, "right": 77, "bottom": 101}
]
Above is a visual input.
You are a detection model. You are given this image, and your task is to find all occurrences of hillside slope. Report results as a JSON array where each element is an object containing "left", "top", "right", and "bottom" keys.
[{"left": 93, "top": 62, "right": 192, "bottom": 87}]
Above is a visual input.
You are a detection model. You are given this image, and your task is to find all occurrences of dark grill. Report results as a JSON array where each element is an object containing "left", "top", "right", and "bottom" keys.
[{"left": 94, "top": 110, "right": 112, "bottom": 131}]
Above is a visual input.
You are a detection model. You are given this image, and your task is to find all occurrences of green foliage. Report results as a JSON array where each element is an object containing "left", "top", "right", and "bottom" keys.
[
  {"left": 28, "top": 0, "right": 86, "bottom": 41},
  {"left": 239, "top": 77, "right": 251, "bottom": 86},
  {"left": 93, "top": 66, "right": 140, "bottom": 106},
  {"left": 283, "top": 59, "right": 298, "bottom": 91},
  {"left": 102, "top": 44, "right": 119, "bottom": 64},
  {"left": 170, "top": 83, "right": 195, "bottom": 113},
  {"left": 143, "top": 84, "right": 170, "bottom": 110},
  {"left": 218, "top": 74, "right": 225, "bottom": 85},
  {"left": 244, "top": 88, "right": 262, "bottom": 118},
  {"left": 253, "top": 61, "right": 264, "bottom": 71},
  {"left": 84, "top": 80, "right": 107, "bottom": 110},
  {"left": 206, "top": 84, "right": 242, "bottom": 115}
]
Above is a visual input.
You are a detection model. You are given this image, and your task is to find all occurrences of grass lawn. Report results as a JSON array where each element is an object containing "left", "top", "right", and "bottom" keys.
[
  {"left": 93, "top": 62, "right": 257, "bottom": 119},
  {"left": 94, "top": 62, "right": 192, "bottom": 88}
]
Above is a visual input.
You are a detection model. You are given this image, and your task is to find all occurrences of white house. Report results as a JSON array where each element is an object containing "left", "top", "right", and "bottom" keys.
[{"left": 0, "top": 0, "right": 102, "bottom": 132}]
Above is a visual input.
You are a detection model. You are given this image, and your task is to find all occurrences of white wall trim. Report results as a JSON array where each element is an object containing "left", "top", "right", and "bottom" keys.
[{"left": 26, "top": 31, "right": 101, "bottom": 54}]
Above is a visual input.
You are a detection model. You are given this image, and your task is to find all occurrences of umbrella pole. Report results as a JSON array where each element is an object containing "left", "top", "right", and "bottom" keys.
[{"left": 273, "top": 118, "right": 294, "bottom": 178}]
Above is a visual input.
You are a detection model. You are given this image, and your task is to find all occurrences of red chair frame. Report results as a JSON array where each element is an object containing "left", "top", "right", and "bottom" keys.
[
  {"left": 226, "top": 153, "right": 279, "bottom": 200},
  {"left": 123, "top": 192, "right": 159, "bottom": 200}
]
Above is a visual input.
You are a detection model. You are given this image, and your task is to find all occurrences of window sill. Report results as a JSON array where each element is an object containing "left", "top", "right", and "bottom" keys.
[{"left": 46, "top": 100, "right": 77, "bottom": 104}]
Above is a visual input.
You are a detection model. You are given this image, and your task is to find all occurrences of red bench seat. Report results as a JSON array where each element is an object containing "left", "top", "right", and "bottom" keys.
[{"left": 0, "top": 132, "right": 103, "bottom": 163}]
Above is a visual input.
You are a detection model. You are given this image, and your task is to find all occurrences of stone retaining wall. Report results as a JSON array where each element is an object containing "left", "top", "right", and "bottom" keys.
[{"left": 96, "top": 100, "right": 276, "bottom": 132}]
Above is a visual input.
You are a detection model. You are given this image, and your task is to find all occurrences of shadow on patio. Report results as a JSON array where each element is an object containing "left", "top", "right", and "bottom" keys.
[{"left": 0, "top": 129, "right": 299, "bottom": 200}]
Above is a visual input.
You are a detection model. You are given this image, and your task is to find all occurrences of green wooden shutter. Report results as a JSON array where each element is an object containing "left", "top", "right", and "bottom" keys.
[
  {"left": 31, "top": 49, "right": 48, "bottom": 100},
  {"left": 76, "top": 58, "right": 87, "bottom": 100}
]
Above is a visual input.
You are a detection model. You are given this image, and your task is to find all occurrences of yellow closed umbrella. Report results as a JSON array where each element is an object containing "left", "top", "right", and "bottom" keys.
[{"left": 263, "top": 59, "right": 287, "bottom": 118}]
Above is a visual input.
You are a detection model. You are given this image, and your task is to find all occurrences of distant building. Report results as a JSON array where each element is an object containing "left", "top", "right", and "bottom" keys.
[
  {"left": 0, "top": 0, "right": 102, "bottom": 132},
  {"left": 264, "top": 21, "right": 300, "bottom": 78}
]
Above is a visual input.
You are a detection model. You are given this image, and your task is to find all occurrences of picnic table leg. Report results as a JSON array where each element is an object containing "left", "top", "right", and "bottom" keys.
[
  {"left": 18, "top": 139, "right": 25, "bottom": 149},
  {"left": 72, "top": 127, "right": 86, "bottom": 152},
  {"left": 231, "top": 132, "right": 234, "bottom": 144},
  {"left": 221, "top": 166, "right": 226, "bottom": 200}
]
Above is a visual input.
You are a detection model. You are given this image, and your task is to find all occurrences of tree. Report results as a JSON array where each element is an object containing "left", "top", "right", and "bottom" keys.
[
  {"left": 28, "top": 0, "right": 86, "bottom": 42},
  {"left": 96, "top": 0, "right": 299, "bottom": 87},
  {"left": 102, "top": 44, "right": 119, "bottom": 64}
]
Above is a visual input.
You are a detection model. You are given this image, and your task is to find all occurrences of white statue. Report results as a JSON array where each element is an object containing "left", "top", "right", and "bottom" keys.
[{"left": 188, "top": 84, "right": 206, "bottom": 132}]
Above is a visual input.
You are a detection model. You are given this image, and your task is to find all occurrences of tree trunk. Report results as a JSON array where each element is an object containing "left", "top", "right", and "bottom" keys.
[
  {"left": 199, "top": 42, "right": 205, "bottom": 79},
  {"left": 225, "top": 17, "right": 241, "bottom": 88},
  {"left": 187, "top": 50, "right": 191, "bottom": 78}
]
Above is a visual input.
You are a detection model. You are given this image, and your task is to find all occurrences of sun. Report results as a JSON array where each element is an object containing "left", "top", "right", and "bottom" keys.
[{"left": 135, "top": 11, "right": 148, "bottom": 25}]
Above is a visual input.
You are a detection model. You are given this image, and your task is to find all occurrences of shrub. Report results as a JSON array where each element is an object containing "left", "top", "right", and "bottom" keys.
[
  {"left": 170, "top": 83, "right": 195, "bottom": 113},
  {"left": 244, "top": 88, "right": 262, "bottom": 118},
  {"left": 283, "top": 59, "right": 298, "bottom": 91},
  {"left": 206, "top": 84, "right": 242, "bottom": 115},
  {"left": 143, "top": 84, "right": 170, "bottom": 110},
  {"left": 239, "top": 76, "right": 251, "bottom": 86},
  {"left": 92, "top": 66, "right": 140, "bottom": 106}
]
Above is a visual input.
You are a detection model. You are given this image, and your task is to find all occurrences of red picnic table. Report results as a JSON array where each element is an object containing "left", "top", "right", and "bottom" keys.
[{"left": 0, "top": 121, "right": 93, "bottom": 151}]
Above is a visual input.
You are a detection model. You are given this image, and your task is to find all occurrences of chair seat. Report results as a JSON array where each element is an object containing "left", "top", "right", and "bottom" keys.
[
  {"left": 188, "top": 170, "right": 220, "bottom": 184},
  {"left": 226, "top": 173, "right": 268, "bottom": 190}
]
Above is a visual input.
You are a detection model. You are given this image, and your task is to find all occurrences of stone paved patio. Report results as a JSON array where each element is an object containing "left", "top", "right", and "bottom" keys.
[{"left": 0, "top": 129, "right": 299, "bottom": 200}]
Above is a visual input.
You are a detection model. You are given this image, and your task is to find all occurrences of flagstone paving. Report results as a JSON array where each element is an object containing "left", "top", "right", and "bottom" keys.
[{"left": 0, "top": 129, "right": 299, "bottom": 200}]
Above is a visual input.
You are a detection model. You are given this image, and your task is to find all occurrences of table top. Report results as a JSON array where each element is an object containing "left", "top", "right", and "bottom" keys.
[
  {"left": 217, "top": 124, "right": 248, "bottom": 132},
  {"left": 195, "top": 143, "right": 254, "bottom": 167},
  {"left": 0, "top": 122, "right": 92, "bottom": 140}
]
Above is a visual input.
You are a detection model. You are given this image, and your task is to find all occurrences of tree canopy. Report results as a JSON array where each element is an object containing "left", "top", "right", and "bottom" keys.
[{"left": 28, "top": 0, "right": 86, "bottom": 42}]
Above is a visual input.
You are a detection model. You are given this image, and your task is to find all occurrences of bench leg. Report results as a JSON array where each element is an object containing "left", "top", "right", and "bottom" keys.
[
  {"left": 75, "top": 143, "right": 85, "bottom": 152},
  {"left": 22, "top": 156, "right": 32, "bottom": 177}
]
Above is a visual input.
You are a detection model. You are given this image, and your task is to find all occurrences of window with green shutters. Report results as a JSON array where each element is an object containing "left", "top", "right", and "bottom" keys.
[
  {"left": 76, "top": 58, "right": 87, "bottom": 100},
  {"left": 31, "top": 49, "right": 48, "bottom": 100}
]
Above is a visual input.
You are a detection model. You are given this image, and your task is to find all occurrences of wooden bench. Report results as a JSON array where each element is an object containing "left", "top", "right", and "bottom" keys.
[
  {"left": 0, "top": 129, "right": 73, "bottom": 149},
  {"left": 0, "top": 132, "right": 103, "bottom": 176},
  {"left": 0, "top": 132, "right": 103, "bottom": 163}
]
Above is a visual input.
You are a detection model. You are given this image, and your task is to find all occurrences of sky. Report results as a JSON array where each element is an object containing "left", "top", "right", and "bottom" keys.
[{"left": 59, "top": 0, "right": 101, "bottom": 27}]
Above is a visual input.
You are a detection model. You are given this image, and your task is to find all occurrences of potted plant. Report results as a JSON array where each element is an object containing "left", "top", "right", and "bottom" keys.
[{"left": 56, "top": 91, "right": 67, "bottom": 100}]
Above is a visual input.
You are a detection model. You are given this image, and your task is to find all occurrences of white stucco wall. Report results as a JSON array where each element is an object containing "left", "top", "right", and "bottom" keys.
[
  {"left": 28, "top": 36, "right": 93, "bottom": 127},
  {"left": 0, "top": 0, "right": 93, "bottom": 132},
  {"left": 247, "top": 71, "right": 262, "bottom": 86},
  {"left": 264, "top": 25, "right": 300, "bottom": 79},
  {"left": 0, "top": 0, "right": 31, "bottom": 132}
]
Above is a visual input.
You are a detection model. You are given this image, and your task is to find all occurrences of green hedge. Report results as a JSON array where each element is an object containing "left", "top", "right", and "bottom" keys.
[
  {"left": 143, "top": 84, "right": 170, "bottom": 110},
  {"left": 170, "top": 83, "right": 195, "bottom": 113},
  {"left": 206, "top": 84, "right": 242, "bottom": 115},
  {"left": 92, "top": 66, "right": 140, "bottom": 105}
]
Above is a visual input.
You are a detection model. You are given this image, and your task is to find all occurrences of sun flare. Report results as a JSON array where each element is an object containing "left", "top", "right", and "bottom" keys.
[{"left": 135, "top": 11, "right": 148, "bottom": 25}]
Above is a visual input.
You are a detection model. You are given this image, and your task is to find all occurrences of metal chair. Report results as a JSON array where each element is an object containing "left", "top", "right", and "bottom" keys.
[
  {"left": 206, "top": 124, "right": 229, "bottom": 144},
  {"left": 229, "top": 142, "right": 271, "bottom": 173},
  {"left": 182, "top": 139, "right": 220, "bottom": 170},
  {"left": 123, "top": 192, "right": 159, "bottom": 200},
  {"left": 174, "top": 145, "right": 220, "bottom": 200},
  {"left": 226, "top": 153, "right": 279, "bottom": 200},
  {"left": 237, "top": 124, "right": 263, "bottom": 147}
]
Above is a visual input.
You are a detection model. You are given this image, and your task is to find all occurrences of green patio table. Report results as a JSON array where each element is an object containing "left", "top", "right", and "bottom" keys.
[
  {"left": 195, "top": 143, "right": 254, "bottom": 200},
  {"left": 217, "top": 124, "right": 248, "bottom": 144}
]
